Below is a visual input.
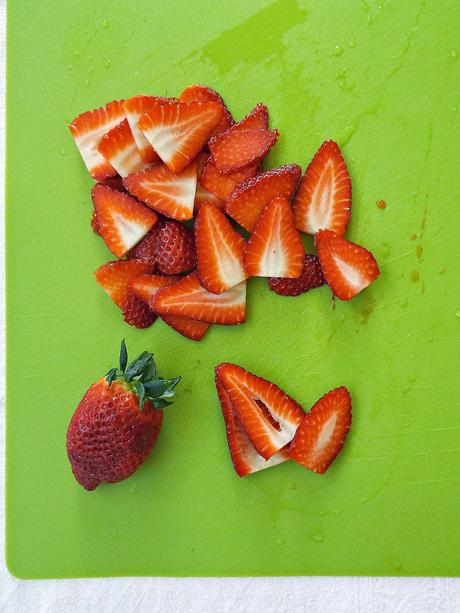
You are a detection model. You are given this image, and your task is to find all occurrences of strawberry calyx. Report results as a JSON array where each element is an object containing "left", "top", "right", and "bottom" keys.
[{"left": 105, "top": 340, "right": 181, "bottom": 410}]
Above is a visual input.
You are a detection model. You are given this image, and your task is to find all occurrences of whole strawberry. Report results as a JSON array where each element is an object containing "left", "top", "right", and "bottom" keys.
[
  {"left": 66, "top": 340, "right": 180, "bottom": 491},
  {"left": 268, "top": 254, "right": 325, "bottom": 296},
  {"left": 153, "top": 220, "right": 196, "bottom": 274}
]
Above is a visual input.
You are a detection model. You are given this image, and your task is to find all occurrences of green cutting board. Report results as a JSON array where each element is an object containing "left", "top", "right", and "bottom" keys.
[{"left": 6, "top": 0, "right": 460, "bottom": 578}]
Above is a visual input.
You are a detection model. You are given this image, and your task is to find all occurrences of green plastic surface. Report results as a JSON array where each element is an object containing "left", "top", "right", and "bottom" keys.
[{"left": 6, "top": 0, "right": 460, "bottom": 578}]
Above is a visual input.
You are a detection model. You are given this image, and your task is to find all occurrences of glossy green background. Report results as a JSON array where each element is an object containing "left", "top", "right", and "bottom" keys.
[{"left": 6, "top": 0, "right": 460, "bottom": 578}]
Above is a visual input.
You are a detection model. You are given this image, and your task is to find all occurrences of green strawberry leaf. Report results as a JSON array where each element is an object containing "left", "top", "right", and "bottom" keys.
[{"left": 119, "top": 339, "right": 128, "bottom": 373}]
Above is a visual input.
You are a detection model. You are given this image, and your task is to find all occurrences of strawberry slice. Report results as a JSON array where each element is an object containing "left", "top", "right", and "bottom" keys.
[
  {"left": 289, "top": 387, "right": 352, "bottom": 474},
  {"left": 129, "top": 273, "right": 180, "bottom": 304},
  {"left": 129, "top": 274, "right": 210, "bottom": 341},
  {"left": 138, "top": 100, "right": 224, "bottom": 173},
  {"left": 153, "top": 272, "right": 246, "bottom": 325},
  {"left": 195, "top": 202, "right": 247, "bottom": 294},
  {"left": 161, "top": 315, "right": 209, "bottom": 341},
  {"left": 194, "top": 152, "right": 227, "bottom": 211},
  {"left": 68, "top": 99, "right": 125, "bottom": 180},
  {"left": 94, "top": 260, "right": 153, "bottom": 308},
  {"left": 315, "top": 229, "right": 380, "bottom": 300},
  {"left": 123, "top": 96, "right": 177, "bottom": 163},
  {"left": 200, "top": 156, "right": 259, "bottom": 201},
  {"left": 179, "top": 84, "right": 234, "bottom": 137},
  {"left": 293, "top": 140, "right": 351, "bottom": 236},
  {"left": 92, "top": 185, "right": 158, "bottom": 258},
  {"left": 97, "top": 119, "right": 147, "bottom": 177},
  {"left": 233, "top": 103, "right": 269, "bottom": 131},
  {"left": 215, "top": 363, "right": 304, "bottom": 460},
  {"left": 209, "top": 129, "right": 278, "bottom": 173},
  {"left": 226, "top": 164, "right": 301, "bottom": 232},
  {"left": 244, "top": 196, "right": 304, "bottom": 278},
  {"left": 123, "top": 161, "right": 197, "bottom": 221},
  {"left": 215, "top": 376, "right": 289, "bottom": 477}
]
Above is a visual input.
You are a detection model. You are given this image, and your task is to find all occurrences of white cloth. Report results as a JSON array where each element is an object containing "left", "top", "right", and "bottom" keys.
[{"left": 0, "top": 2, "right": 458, "bottom": 611}]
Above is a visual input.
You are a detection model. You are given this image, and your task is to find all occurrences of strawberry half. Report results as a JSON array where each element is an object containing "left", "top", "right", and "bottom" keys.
[
  {"left": 209, "top": 129, "right": 278, "bottom": 174},
  {"left": 92, "top": 184, "right": 158, "bottom": 258},
  {"left": 315, "top": 229, "right": 380, "bottom": 300},
  {"left": 123, "top": 161, "right": 197, "bottom": 221},
  {"left": 289, "top": 387, "right": 352, "bottom": 474},
  {"left": 153, "top": 272, "right": 246, "bottom": 325},
  {"left": 200, "top": 156, "right": 259, "bottom": 201},
  {"left": 179, "top": 84, "right": 234, "bottom": 137},
  {"left": 226, "top": 164, "right": 301, "bottom": 232},
  {"left": 97, "top": 119, "right": 147, "bottom": 177},
  {"left": 215, "top": 363, "right": 304, "bottom": 460},
  {"left": 215, "top": 377, "right": 289, "bottom": 477},
  {"left": 195, "top": 202, "right": 247, "bottom": 294},
  {"left": 94, "top": 260, "right": 154, "bottom": 308},
  {"left": 69, "top": 100, "right": 126, "bottom": 180},
  {"left": 138, "top": 100, "right": 224, "bottom": 173},
  {"left": 293, "top": 140, "right": 351, "bottom": 236},
  {"left": 123, "top": 95, "right": 177, "bottom": 163},
  {"left": 244, "top": 196, "right": 304, "bottom": 278}
]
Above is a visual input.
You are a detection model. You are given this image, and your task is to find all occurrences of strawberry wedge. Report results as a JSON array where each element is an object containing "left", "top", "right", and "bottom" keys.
[
  {"left": 153, "top": 272, "right": 246, "bottom": 325},
  {"left": 68, "top": 99, "right": 126, "bottom": 180},
  {"left": 161, "top": 314, "right": 209, "bottom": 341},
  {"left": 233, "top": 103, "right": 269, "bottom": 131},
  {"left": 315, "top": 229, "right": 380, "bottom": 300},
  {"left": 294, "top": 140, "right": 351, "bottom": 236},
  {"left": 244, "top": 196, "right": 304, "bottom": 278},
  {"left": 289, "top": 387, "right": 352, "bottom": 474},
  {"left": 226, "top": 164, "right": 301, "bottom": 232},
  {"left": 195, "top": 203, "right": 247, "bottom": 294},
  {"left": 97, "top": 119, "right": 147, "bottom": 177},
  {"left": 200, "top": 156, "right": 259, "bottom": 201},
  {"left": 123, "top": 96, "right": 177, "bottom": 163},
  {"left": 92, "top": 185, "right": 158, "bottom": 258},
  {"left": 138, "top": 99, "right": 224, "bottom": 173},
  {"left": 123, "top": 161, "right": 197, "bottom": 220},
  {"left": 215, "top": 376, "right": 289, "bottom": 477},
  {"left": 94, "top": 260, "right": 154, "bottom": 308},
  {"left": 215, "top": 363, "right": 304, "bottom": 460},
  {"left": 179, "top": 84, "right": 234, "bottom": 137},
  {"left": 209, "top": 128, "right": 278, "bottom": 174}
]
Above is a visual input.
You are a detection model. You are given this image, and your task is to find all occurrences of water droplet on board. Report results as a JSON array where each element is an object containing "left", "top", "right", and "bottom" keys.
[
  {"left": 312, "top": 533, "right": 323, "bottom": 543},
  {"left": 349, "top": 40, "right": 355, "bottom": 48},
  {"left": 411, "top": 270, "right": 420, "bottom": 283},
  {"left": 333, "top": 46, "right": 344, "bottom": 57},
  {"left": 288, "top": 482, "right": 297, "bottom": 490},
  {"left": 66, "top": 64, "right": 73, "bottom": 71},
  {"left": 451, "top": 50, "right": 457, "bottom": 59},
  {"left": 376, "top": 199, "right": 386, "bottom": 209},
  {"left": 60, "top": 148, "right": 66, "bottom": 156},
  {"left": 105, "top": 59, "right": 111, "bottom": 68},
  {"left": 276, "top": 537, "right": 285, "bottom": 546},
  {"left": 102, "top": 19, "right": 109, "bottom": 28},
  {"left": 87, "top": 65, "right": 94, "bottom": 73},
  {"left": 84, "top": 78, "right": 90, "bottom": 86},
  {"left": 73, "top": 49, "right": 80, "bottom": 57},
  {"left": 456, "top": 311, "right": 460, "bottom": 319}
]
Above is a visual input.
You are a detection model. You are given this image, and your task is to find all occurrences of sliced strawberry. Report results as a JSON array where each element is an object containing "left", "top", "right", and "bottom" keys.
[
  {"left": 179, "top": 84, "right": 234, "bottom": 137},
  {"left": 244, "top": 196, "right": 304, "bottom": 278},
  {"left": 129, "top": 273, "right": 180, "bottom": 304},
  {"left": 100, "top": 175, "right": 125, "bottom": 191},
  {"left": 293, "top": 140, "right": 351, "bottom": 236},
  {"left": 268, "top": 254, "right": 325, "bottom": 296},
  {"left": 123, "top": 161, "right": 197, "bottom": 220},
  {"left": 91, "top": 185, "right": 158, "bottom": 258},
  {"left": 289, "top": 387, "right": 352, "bottom": 474},
  {"left": 94, "top": 260, "right": 153, "bottom": 308},
  {"left": 215, "top": 377, "right": 289, "bottom": 477},
  {"left": 68, "top": 100, "right": 125, "bottom": 180},
  {"left": 209, "top": 129, "right": 278, "bottom": 173},
  {"left": 215, "top": 363, "right": 304, "bottom": 460},
  {"left": 200, "top": 156, "right": 259, "bottom": 201},
  {"left": 123, "top": 96, "right": 177, "bottom": 163},
  {"left": 121, "top": 294, "right": 157, "bottom": 328},
  {"left": 195, "top": 202, "right": 247, "bottom": 294},
  {"left": 233, "top": 103, "right": 269, "bottom": 131},
  {"left": 226, "top": 164, "right": 301, "bottom": 232},
  {"left": 97, "top": 119, "right": 147, "bottom": 177},
  {"left": 138, "top": 100, "right": 224, "bottom": 173},
  {"left": 195, "top": 152, "right": 227, "bottom": 211},
  {"left": 315, "top": 229, "right": 380, "bottom": 300},
  {"left": 161, "top": 315, "right": 209, "bottom": 341},
  {"left": 153, "top": 272, "right": 246, "bottom": 325}
]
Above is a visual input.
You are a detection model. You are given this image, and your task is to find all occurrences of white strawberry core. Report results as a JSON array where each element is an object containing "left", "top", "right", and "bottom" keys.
[
  {"left": 107, "top": 142, "right": 147, "bottom": 178},
  {"left": 314, "top": 413, "right": 337, "bottom": 454},
  {"left": 125, "top": 110, "right": 152, "bottom": 156},
  {"left": 212, "top": 225, "right": 246, "bottom": 287},
  {"left": 333, "top": 255, "right": 369, "bottom": 292},
  {"left": 113, "top": 213, "right": 150, "bottom": 251},
  {"left": 74, "top": 117, "right": 123, "bottom": 175},
  {"left": 258, "top": 205, "right": 288, "bottom": 276}
]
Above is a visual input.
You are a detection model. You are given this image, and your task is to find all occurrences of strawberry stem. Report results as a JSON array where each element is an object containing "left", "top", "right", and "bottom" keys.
[{"left": 106, "top": 340, "right": 181, "bottom": 411}]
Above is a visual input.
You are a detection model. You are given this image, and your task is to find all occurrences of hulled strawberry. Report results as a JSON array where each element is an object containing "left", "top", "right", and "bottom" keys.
[{"left": 66, "top": 341, "right": 181, "bottom": 491}]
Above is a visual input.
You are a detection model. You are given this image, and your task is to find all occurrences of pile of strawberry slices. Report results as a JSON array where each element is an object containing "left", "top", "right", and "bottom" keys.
[{"left": 69, "top": 84, "right": 380, "bottom": 341}]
